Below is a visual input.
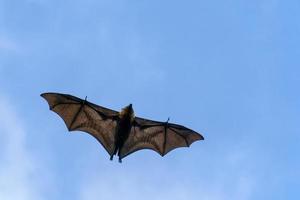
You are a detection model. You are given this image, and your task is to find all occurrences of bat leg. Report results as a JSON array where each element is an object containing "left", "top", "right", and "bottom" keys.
[
  {"left": 117, "top": 145, "right": 123, "bottom": 163},
  {"left": 117, "top": 150, "right": 122, "bottom": 163},
  {"left": 110, "top": 145, "right": 118, "bottom": 161}
]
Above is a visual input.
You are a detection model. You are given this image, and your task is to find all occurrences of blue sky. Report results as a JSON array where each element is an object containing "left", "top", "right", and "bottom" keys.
[{"left": 0, "top": 0, "right": 300, "bottom": 199}]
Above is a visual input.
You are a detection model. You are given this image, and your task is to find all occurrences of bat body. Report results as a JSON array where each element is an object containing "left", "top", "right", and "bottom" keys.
[
  {"left": 111, "top": 104, "right": 134, "bottom": 162},
  {"left": 41, "top": 92, "right": 204, "bottom": 162}
]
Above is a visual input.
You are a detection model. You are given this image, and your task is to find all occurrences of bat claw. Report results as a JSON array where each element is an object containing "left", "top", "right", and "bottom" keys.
[
  {"left": 118, "top": 158, "right": 122, "bottom": 163},
  {"left": 110, "top": 155, "right": 113, "bottom": 161}
]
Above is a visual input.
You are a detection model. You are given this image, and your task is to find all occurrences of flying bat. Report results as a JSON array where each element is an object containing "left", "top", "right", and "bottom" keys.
[{"left": 41, "top": 92, "right": 204, "bottom": 162}]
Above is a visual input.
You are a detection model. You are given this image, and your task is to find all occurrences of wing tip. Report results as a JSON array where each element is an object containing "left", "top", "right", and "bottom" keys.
[
  {"left": 195, "top": 131, "right": 204, "bottom": 141},
  {"left": 40, "top": 92, "right": 55, "bottom": 98},
  {"left": 196, "top": 135, "right": 204, "bottom": 142},
  {"left": 40, "top": 92, "right": 52, "bottom": 100},
  {"left": 40, "top": 92, "right": 60, "bottom": 111},
  {"left": 199, "top": 134, "right": 205, "bottom": 140},
  {"left": 40, "top": 93, "right": 46, "bottom": 98},
  {"left": 187, "top": 133, "right": 204, "bottom": 147}
]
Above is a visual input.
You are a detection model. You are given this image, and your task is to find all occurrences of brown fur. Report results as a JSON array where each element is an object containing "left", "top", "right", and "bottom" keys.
[{"left": 119, "top": 105, "right": 135, "bottom": 122}]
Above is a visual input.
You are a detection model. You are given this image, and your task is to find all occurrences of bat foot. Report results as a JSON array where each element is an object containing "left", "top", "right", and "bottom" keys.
[
  {"left": 110, "top": 155, "right": 113, "bottom": 161},
  {"left": 118, "top": 158, "right": 122, "bottom": 163}
]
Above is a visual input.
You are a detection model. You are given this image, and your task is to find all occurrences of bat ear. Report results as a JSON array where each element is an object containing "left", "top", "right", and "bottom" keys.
[{"left": 128, "top": 104, "right": 132, "bottom": 109}]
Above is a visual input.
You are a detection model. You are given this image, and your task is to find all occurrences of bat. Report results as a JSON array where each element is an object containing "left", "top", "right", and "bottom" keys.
[{"left": 41, "top": 92, "right": 204, "bottom": 162}]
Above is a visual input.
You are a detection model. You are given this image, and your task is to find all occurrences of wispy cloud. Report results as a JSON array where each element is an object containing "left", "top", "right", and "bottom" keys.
[
  {"left": 0, "top": 95, "right": 49, "bottom": 200},
  {"left": 79, "top": 154, "right": 254, "bottom": 200},
  {"left": 0, "top": 37, "right": 19, "bottom": 52},
  {"left": 79, "top": 172, "right": 253, "bottom": 200}
]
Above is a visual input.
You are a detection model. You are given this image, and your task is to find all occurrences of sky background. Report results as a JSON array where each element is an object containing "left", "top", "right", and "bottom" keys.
[{"left": 0, "top": 0, "right": 300, "bottom": 199}]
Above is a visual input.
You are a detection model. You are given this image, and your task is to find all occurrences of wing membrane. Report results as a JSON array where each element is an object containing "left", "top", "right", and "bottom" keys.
[
  {"left": 41, "top": 92, "right": 118, "bottom": 156},
  {"left": 119, "top": 117, "right": 204, "bottom": 159}
]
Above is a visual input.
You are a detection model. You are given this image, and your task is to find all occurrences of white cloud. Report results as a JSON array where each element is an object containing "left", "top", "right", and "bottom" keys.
[
  {"left": 0, "top": 95, "right": 49, "bottom": 200},
  {"left": 0, "top": 37, "right": 18, "bottom": 51},
  {"left": 79, "top": 174, "right": 252, "bottom": 200},
  {"left": 79, "top": 157, "right": 254, "bottom": 200}
]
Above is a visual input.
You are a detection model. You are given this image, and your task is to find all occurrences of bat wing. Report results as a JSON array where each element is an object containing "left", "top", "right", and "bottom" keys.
[
  {"left": 119, "top": 117, "right": 204, "bottom": 159},
  {"left": 41, "top": 92, "right": 119, "bottom": 156}
]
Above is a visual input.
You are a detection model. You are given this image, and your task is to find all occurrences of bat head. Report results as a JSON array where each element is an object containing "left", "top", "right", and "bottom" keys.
[
  {"left": 125, "top": 103, "right": 133, "bottom": 115},
  {"left": 120, "top": 104, "right": 135, "bottom": 121}
]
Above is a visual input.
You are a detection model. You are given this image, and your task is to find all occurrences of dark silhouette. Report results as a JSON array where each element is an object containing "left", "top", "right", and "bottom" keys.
[{"left": 41, "top": 92, "right": 204, "bottom": 162}]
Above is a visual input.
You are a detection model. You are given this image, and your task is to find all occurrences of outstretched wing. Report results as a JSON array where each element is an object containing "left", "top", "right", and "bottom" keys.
[
  {"left": 119, "top": 117, "right": 204, "bottom": 159},
  {"left": 41, "top": 92, "right": 119, "bottom": 156}
]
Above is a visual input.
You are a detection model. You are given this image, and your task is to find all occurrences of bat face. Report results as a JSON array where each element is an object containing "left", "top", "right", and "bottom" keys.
[
  {"left": 119, "top": 104, "right": 134, "bottom": 122},
  {"left": 41, "top": 93, "right": 204, "bottom": 163}
]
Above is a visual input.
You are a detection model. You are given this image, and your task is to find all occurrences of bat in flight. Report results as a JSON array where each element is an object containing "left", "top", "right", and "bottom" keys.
[{"left": 41, "top": 92, "right": 204, "bottom": 162}]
